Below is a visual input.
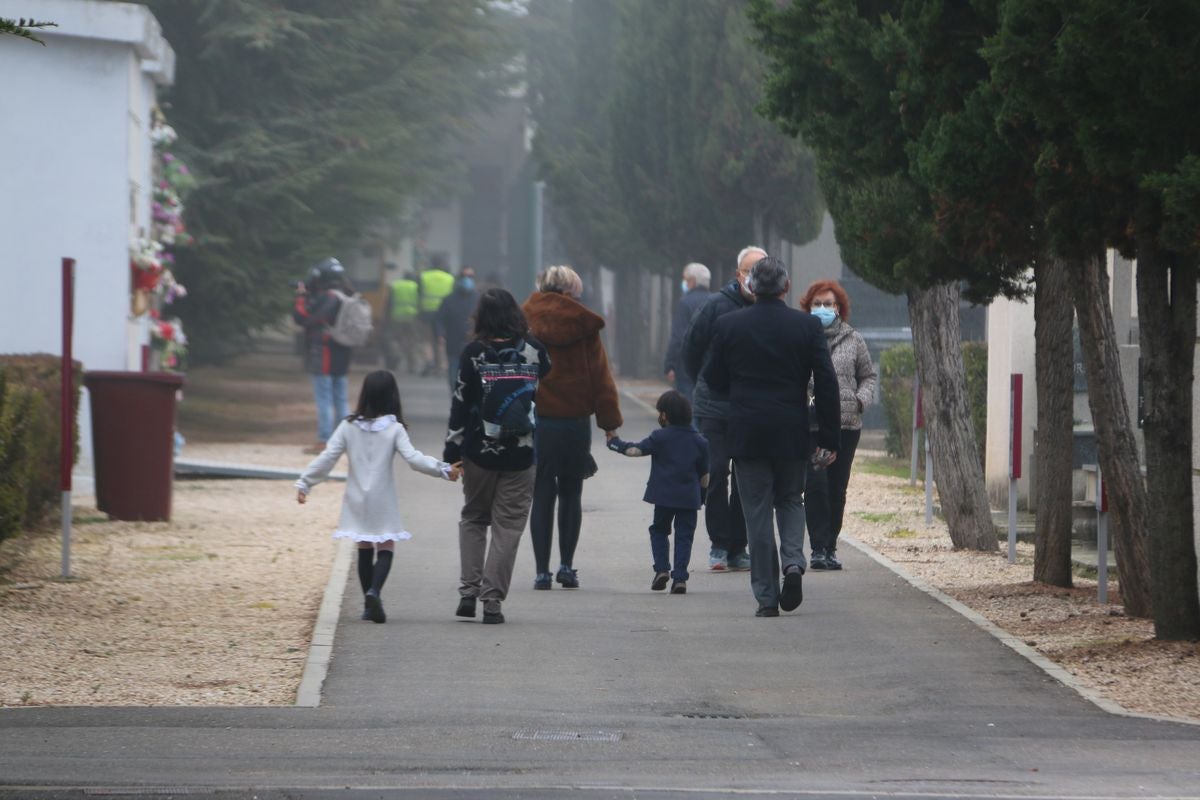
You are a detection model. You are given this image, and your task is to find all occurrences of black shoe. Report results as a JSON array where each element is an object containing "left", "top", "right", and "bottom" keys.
[
  {"left": 534, "top": 572, "right": 553, "bottom": 590},
  {"left": 779, "top": 567, "right": 804, "bottom": 612},
  {"left": 482, "top": 609, "right": 505, "bottom": 624},
  {"left": 651, "top": 572, "right": 670, "bottom": 591},
  {"left": 360, "top": 608, "right": 371, "bottom": 621},
  {"left": 755, "top": 606, "right": 779, "bottom": 617},
  {"left": 670, "top": 580, "right": 687, "bottom": 594},
  {"left": 555, "top": 566, "right": 579, "bottom": 589},
  {"left": 456, "top": 596, "right": 477, "bottom": 618},
  {"left": 825, "top": 550, "right": 843, "bottom": 571},
  {"left": 364, "top": 589, "right": 387, "bottom": 624},
  {"left": 809, "top": 550, "right": 829, "bottom": 571}
]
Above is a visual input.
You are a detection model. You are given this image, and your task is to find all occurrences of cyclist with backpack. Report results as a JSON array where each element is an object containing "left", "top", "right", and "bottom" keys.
[
  {"left": 294, "top": 257, "right": 359, "bottom": 454},
  {"left": 443, "top": 288, "right": 550, "bottom": 625}
]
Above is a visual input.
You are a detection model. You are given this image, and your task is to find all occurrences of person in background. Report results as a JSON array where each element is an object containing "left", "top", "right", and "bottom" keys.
[
  {"left": 384, "top": 267, "right": 421, "bottom": 375},
  {"left": 293, "top": 257, "right": 352, "bottom": 455},
  {"left": 607, "top": 390, "right": 709, "bottom": 595},
  {"left": 435, "top": 266, "right": 480, "bottom": 392},
  {"left": 681, "top": 246, "right": 761, "bottom": 572},
  {"left": 419, "top": 256, "right": 455, "bottom": 375},
  {"left": 798, "top": 280, "right": 877, "bottom": 571},
  {"left": 702, "top": 256, "right": 840, "bottom": 617},
  {"left": 664, "top": 262, "right": 711, "bottom": 400},
  {"left": 523, "top": 266, "right": 623, "bottom": 591}
]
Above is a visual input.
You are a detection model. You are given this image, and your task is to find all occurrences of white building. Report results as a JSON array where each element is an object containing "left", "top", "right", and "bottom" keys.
[{"left": 0, "top": 0, "right": 175, "bottom": 473}]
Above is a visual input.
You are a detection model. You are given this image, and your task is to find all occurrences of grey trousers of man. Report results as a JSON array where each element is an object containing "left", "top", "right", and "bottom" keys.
[
  {"left": 733, "top": 457, "right": 809, "bottom": 609},
  {"left": 459, "top": 460, "right": 536, "bottom": 613}
]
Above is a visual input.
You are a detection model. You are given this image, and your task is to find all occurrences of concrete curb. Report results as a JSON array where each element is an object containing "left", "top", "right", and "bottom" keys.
[
  {"left": 843, "top": 534, "right": 1200, "bottom": 728},
  {"left": 295, "top": 538, "right": 352, "bottom": 708}
]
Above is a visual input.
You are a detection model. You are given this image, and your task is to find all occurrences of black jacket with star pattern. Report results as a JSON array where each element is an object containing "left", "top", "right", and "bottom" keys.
[{"left": 443, "top": 336, "right": 551, "bottom": 471}]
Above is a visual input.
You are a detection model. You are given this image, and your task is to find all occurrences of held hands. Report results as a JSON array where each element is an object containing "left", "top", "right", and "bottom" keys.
[
  {"left": 446, "top": 461, "right": 464, "bottom": 482},
  {"left": 810, "top": 448, "right": 838, "bottom": 470},
  {"left": 604, "top": 429, "right": 618, "bottom": 443}
]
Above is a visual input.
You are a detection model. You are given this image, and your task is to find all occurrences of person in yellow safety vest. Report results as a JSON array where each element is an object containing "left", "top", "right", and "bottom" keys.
[
  {"left": 383, "top": 270, "right": 421, "bottom": 374},
  {"left": 419, "top": 261, "right": 455, "bottom": 373}
]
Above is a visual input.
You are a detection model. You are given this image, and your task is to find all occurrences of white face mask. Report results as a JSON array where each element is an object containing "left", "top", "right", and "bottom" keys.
[
  {"left": 742, "top": 275, "right": 753, "bottom": 295},
  {"left": 680, "top": 279, "right": 689, "bottom": 294}
]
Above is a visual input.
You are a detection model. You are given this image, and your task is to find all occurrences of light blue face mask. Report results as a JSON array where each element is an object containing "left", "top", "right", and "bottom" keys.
[
  {"left": 459, "top": 277, "right": 475, "bottom": 292},
  {"left": 680, "top": 279, "right": 689, "bottom": 294},
  {"left": 812, "top": 306, "right": 837, "bottom": 327}
]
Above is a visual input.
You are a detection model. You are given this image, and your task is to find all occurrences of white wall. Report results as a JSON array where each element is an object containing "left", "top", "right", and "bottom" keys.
[
  {"left": 984, "top": 292, "right": 1037, "bottom": 509},
  {"left": 0, "top": 0, "right": 174, "bottom": 478}
]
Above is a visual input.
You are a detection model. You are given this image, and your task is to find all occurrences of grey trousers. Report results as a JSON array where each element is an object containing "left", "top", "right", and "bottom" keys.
[
  {"left": 733, "top": 457, "right": 808, "bottom": 609},
  {"left": 459, "top": 460, "right": 536, "bottom": 613}
]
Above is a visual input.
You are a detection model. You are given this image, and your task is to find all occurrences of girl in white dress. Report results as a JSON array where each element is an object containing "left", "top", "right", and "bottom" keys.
[{"left": 297, "top": 370, "right": 461, "bottom": 623}]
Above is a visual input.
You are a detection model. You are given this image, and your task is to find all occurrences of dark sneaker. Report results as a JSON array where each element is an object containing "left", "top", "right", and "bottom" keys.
[
  {"left": 364, "top": 589, "right": 387, "bottom": 624},
  {"left": 360, "top": 608, "right": 371, "bottom": 621},
  {"left": 534, "top": 573, "right": 553, "bottom": 590},
  {"left": 755, "top": 606, "right": 779, "bottom": 617},
  {"left": 651, "top": 572, "right": 670, "bottom": 591},
  {"left": 456, "top": 596, "right": 477, "bottom": 618},
  {"left": 555, "top": 566, "right": 579, "bottom": 589},
  {"left": 809, "top": 550, "right": 829, "bottom": 571},
  {"left": 482, "top": 609, "right": 505, "bottom": 625},
  {"left": 779, "top": 567, "right": 804, "bottom": 612},
  {"left": 825, "top": 550, "right": 843, "bottom": 571},
  {"left": 728, "top": 551, "right": 751, "bottom": 571},
  {"left": 670, "top": 580, "right": 687, "bottom": 594}
]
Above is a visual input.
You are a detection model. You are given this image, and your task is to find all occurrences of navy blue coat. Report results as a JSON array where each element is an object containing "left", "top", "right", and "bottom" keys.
[
  {"left": 608, "top": 425, "right": 710, "bottom": 510},
  {"left": 702, "top": 297, "right": 840, "bottom": 460}
]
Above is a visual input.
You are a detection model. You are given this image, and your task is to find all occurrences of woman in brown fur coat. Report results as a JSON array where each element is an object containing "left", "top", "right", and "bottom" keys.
[{"left": 522, "top": 266, "right": 623, "bottom": 590}]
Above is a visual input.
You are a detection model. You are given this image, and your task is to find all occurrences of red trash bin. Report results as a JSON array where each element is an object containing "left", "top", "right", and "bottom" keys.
[{"left": 84, "top": 371, "right": 185, "bottom": 522}]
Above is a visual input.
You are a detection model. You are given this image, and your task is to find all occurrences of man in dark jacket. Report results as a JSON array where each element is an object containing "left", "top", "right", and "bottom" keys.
[
  {"left": 293, "top": 257, "right": 352, "bottom": 454},
  {"left": 703, "top": 255, "right": 840, "bottom": 617},
  {"left": 681, "top": 246, "right": 761, "bottom": 572},
  {"left": 435, "top": 266, "right": 480, "bottom": 392},
  {"left": 664, "top": 262, "right": 711, "bottom": 400}
]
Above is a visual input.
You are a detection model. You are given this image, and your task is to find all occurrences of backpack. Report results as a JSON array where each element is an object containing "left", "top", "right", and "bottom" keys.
[
  {"left": 328, "top": 290, "right": 373, "bottom": 347},
  {"left": 477, "top": 340, "right": 538, "bottom": 440}
]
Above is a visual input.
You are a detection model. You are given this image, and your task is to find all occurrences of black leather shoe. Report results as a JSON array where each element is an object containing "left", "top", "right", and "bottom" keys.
[
  {"left": 809, "top": 550, "right": 829, "bottom": 570},
  {"left": 825, "top": 550, "right": 843, "bottom": 571},
  {"left": 670, "top": 580, "right": 687, "bottom": 594},
  {"left": 456, "top": 596, "right": 477, "bottom": 618},
  {"left": 482, "top": 609, "right": 505, "bottom": 624},
  {"left": 364, "top": 589, "right": 387, "bottom": 624},
  {"left": 779, "top": 568, "right": 804, "bottom": 612},
  {"left": 755, "top": 606, "right": 779, "bottom": 617},
  {"left": 651, "top": 572, "right": 670, "bottom": 591},
  {"left": 555, "top": 567, "right": 579, "bottom": 589}
]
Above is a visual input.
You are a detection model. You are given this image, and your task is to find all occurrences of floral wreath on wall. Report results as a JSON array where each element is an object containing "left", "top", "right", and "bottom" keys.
[{"left": 130, "top": 107, "right": 195, "bottom": 372}]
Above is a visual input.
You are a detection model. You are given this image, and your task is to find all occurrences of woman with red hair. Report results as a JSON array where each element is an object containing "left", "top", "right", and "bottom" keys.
[{"left": 798, "top": 280, "right": 877, "bottom": 570}]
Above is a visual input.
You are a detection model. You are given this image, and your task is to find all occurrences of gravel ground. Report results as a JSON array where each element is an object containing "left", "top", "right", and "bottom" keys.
[{"left": 2, "top": 357, "right": 1197, "bottom": 716}]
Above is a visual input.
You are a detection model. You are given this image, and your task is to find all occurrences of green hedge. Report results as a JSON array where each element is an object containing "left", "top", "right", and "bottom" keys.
[
  {"left": 0, "top": 355, "right": 82, "bottom": 542},
  {"left": 879, "top": 342, "right": 987, "bottom": 466}
]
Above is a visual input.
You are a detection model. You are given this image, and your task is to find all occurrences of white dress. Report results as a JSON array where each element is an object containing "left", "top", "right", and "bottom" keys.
[{"left": 295, "top": 415, "right": 450, "bottom": 542}]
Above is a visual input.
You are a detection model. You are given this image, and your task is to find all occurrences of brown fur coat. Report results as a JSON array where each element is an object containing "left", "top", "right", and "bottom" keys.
[{"left": 523, "top": 291, "right": 623, "bottom": 431}]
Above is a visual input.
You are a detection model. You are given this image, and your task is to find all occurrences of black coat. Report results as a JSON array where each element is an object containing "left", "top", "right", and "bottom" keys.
[
  {"left": 681, "top": 281, "right": 751, "bottom": 420},
  {"left": 292, "top": 290, "right": 351, "bottom": 376},
  {"left": 702, "top": 297, "right": 840, "bottom": 460},
  {"left": 664, "top": 287, "right": 711, "bottom": 376}
]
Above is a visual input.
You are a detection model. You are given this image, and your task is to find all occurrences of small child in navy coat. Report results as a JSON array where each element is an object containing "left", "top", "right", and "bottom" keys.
[{"left": 607, "top": 390, "right": 709, "bottom": 593}]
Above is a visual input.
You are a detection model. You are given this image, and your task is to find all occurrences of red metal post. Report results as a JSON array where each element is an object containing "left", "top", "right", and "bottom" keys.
[
  {"left": 61, "top": 258, "right": 75, "bottom": 492},
  {"left": 1010, "top": 374, "right": 1023, "bottom": 480}
]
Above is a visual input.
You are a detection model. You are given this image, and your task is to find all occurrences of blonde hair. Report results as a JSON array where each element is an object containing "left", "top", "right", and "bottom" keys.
[{"left": 537, "top": 265, "right": 583, "bottom": 298}]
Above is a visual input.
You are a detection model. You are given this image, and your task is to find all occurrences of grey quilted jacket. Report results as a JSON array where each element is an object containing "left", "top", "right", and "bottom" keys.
[{"left": 813, "top": 320, "right": 877, "bottom": 431}]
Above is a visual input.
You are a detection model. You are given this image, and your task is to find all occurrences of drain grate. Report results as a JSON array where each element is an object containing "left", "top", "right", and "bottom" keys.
[{"left": 512, "top": 729, "right": 622, "bottom": 742}]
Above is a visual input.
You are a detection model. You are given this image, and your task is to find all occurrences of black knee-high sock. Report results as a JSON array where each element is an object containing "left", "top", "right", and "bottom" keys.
[
  {"left": 357, "top": 548, "right": 374, "bottom": 594},
  {"left": 370, "top": 550, "right": 394, "bottom": 594}
]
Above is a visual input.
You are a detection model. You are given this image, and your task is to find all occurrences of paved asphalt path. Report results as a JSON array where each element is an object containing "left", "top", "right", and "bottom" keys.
[{"left": 2, "top": 376, "right": 1200, "bottom": 799}]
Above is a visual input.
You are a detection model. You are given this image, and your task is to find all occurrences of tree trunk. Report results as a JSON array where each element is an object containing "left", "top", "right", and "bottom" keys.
[
  {"left": 1135, "top": 245, "right": 1200, "bottom": 640},
  {"left": 1071, "top": 253, "right": 1152, "bottom": 618},
  {"left": 907, "top": 283, "right": 997, "bottom": 551},
  {"left": 1033, "top": 259, "right": 1075, "bottom": 586}
]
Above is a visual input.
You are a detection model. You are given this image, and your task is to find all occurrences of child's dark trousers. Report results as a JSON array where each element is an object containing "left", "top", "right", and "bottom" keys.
[{"left": 649, "top": 505, "right": 697, "bottom": 582}]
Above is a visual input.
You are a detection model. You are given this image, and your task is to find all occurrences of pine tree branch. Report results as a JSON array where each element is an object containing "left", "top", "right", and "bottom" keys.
[{"left": 1, "top": 17, "right": 58, "bottom": 45}]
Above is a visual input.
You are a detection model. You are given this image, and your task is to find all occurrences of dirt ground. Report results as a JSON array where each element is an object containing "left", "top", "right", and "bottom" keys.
[{"left": 1, "top": 355, "right": 1197, "bottom": 719}]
